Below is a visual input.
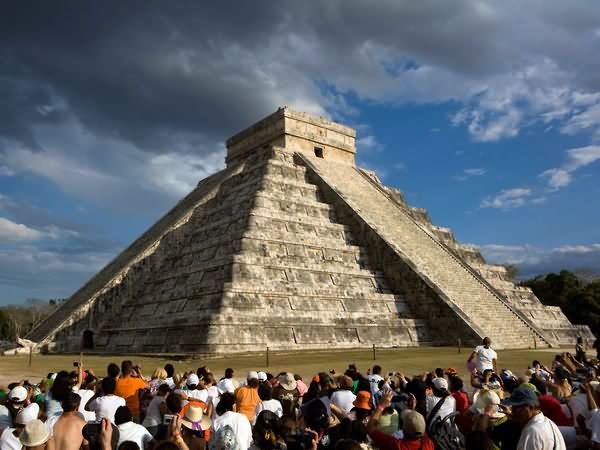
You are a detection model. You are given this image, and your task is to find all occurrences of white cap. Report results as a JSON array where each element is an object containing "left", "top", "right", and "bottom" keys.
[
  {"left": 9, "top": 386, "right": 28, "bottom": 402},
  {"left": 16, "top": 403, "right": 39, "bottom": 425},
  {"left": 432, "top": 377, "right": 448, "bottom": 391},
  {"left": 187, "top": 374, "right": 200, "bottom": 386},
  {"left": 247, "top": 371, "right": 259, "bottom": 380},
  {"left": 257, "top": 371, "right": 267, "bottom": 382}
]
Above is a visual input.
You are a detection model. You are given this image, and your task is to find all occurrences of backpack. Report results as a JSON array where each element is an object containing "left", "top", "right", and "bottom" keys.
[{"left": 427, "top": 397, "right": 466, "bottom": 450}]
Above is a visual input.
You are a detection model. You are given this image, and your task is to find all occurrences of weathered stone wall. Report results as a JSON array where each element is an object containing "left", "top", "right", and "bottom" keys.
[{"left": 28, "top": 108, "right": 590, "bottom": 353}]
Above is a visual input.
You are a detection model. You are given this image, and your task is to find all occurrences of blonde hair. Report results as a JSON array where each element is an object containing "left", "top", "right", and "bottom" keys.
[{"left": 152, "top": 368, "right": 167, "bottom": 380}]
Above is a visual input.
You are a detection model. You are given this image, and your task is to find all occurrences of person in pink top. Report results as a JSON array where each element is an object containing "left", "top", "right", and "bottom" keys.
[{"left": 294, "top": 374, "right": 308, "bottom": 397}]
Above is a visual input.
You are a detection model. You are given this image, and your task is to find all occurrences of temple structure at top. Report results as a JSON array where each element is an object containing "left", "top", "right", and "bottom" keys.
[{"left": 28, "top": 107, "right": 592, "bottom": 354}]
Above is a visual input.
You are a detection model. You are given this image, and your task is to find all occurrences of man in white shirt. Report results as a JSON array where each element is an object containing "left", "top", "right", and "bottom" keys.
[
  {"left": 368, "top": 365, "right": 384, "bottom": 407},
  {"left": 212, "top": 392, "right": 252, "bottom": 450},
  {"left": 115, "top": 405, "right": 155, "bottom": 450},
  {"left": 505, "top": 386, "right": 566, "bottom": 450},
  {"left": 85, "top": 377, "right": 126, "bottom": 423},
  {"left": 468, "top": 337, "right": 498, "bottom": 374}
]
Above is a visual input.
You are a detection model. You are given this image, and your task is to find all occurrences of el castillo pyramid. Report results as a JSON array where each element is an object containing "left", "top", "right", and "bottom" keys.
[{"left": 28, "top": 108, "right": 592, "bottom": 354}]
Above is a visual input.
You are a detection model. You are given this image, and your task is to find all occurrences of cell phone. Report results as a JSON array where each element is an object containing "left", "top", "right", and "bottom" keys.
[{"left": 163, "top": 414, "right": 177, "bottom": 425}]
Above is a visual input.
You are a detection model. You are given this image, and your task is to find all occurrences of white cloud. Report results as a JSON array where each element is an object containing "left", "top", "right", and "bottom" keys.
[
  {"left": 455, "top": 167, "right": 487, "bottom": 181},
  {"left": 0, "top": 119, "right": 226, "bottom": 211},
  {"left": 0, "top": 217, "right": 43, "bottom": 242},
  {"left": 477, "top": 242, "right": 600, "bottom": 278},
  {"left": 464, "top": 168, "right": 487, "bottom": 176},
  {"left": 357, "top": 135, "right": 384, "bottom": 153},
  {"left": 539, "top": 145, "right": 600, "bottom": 190},
  {"left": 480, "top": 187, "right": 531, "bottom": 209}
]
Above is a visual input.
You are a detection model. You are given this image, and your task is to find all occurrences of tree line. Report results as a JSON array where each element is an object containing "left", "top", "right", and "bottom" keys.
[
  {"left": 0, "top": 298, "right": 64, "bottom": 341},
  {"left": 521, "top": 270, "right": 600, "bottom": 336}
]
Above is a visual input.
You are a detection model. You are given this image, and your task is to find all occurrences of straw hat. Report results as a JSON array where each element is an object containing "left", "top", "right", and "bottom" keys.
[
  {"left": 278, "top": 372, "right": 297, "bottom": 391},
  {"left": 181, "top": 405, "right": 211, "bottom": 431},
  {"left": 19, "top": 419, "right": 50, "bottom": 447}
]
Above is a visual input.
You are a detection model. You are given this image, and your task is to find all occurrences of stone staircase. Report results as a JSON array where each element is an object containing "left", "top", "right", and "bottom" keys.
[{"left": 297, "top": 153, "right": 556, "bottom": 349}]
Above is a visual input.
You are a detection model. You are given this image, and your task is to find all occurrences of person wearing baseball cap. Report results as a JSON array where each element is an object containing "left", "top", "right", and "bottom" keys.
[
  {"left": 367, "top": 390, "right": 434, "bottom": 449},
  {"left": 235, "top": 371, "right": 260, "bottom": 423},
  {"left": 0, "top": 403, "right": 40, "bottom": 450},
  {"left": 503, "top": 387, "right": 566, "bottom": 449},
  {"left": 426, "top": 377, "right": 456, "bottom": 423}
]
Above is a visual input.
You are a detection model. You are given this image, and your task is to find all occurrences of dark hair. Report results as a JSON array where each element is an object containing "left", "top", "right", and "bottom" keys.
[
  {"left": 155, "top": 443, "right": 179, "bottom": 450},
  {"left": 101, "top": 376, "right": 117, "bottom": 395},
  {"left": 303, "top": 399, "right": 329, "bottom": 431},
  {"left": 448, "top": 375, "right": 464, "bottom": 392},
  {"left": 248, "top": 378, "right": 260, "bottom": 389},
  {"left": 225, "top": 368, "right": 234, "bottom": 378},
  {"left": 435, "top": 368, "right": 444, "bottom": 378},
  {"left": 529, "top": 378, "right": 547, "bottom": 395},
  {"left": 253, "top": 411, "right": 282, "bottom": 449},
  {"left": 259, "top": 383, "right": 273, "bottom": 401},
  {"left": 50, "top": 371, "right": 71, "bottom": 403},
  {"left": 158, "top": 384, "right": 171, "bottom": 395},
  {"left": 121, "top": 360, "right": 134, "bottom": 376},
  {"left": 294, "top": 374, "right": 302, "bottom": 381},
  {"left": 62, "top": 392, "right": 81, "bottom": 412},
  {"left": 217, "top": 392, "right": 235, "bottom": 415},
  {"left": 196, "top": 366, "right": 209, "bottom": 380},
  {"left": 372, "top": 365, "right": 382, "bottom": 375},
  {"left": 532, "top": 360, "right": 541, "bottom": 367},
  {"left": 107, "top": 363, "right": 120, "bottom": 378},
  {"left": 118, "top": 442, "right": 140, "bottom": 450},
  {"left": 114, "top": 406, "right": 132, "bottom": 425},
  {"left": 165, "top": 393, "right": 182, "bottom": 415},
  {"left": 164, "top": 364, "right": 174, "bottom": 378}
]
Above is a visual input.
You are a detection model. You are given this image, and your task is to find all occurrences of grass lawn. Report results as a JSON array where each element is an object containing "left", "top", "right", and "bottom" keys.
[{"left": 0, "top": 346, "right": 570, "bottom": 387}]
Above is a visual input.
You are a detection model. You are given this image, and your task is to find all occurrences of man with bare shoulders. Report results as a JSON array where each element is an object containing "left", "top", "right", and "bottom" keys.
[{"left": 53, "top": 392, "right": 89, "bottom": 450}]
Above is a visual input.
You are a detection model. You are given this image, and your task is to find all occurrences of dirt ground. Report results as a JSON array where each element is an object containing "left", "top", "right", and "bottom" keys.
[{"left": 0, "top": 346, "right": 570, "bottom": 387}]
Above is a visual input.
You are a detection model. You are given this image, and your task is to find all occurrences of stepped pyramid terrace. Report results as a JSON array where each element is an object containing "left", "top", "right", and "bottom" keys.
[{"left": 27, "top": 107, "right": 593, "bottom": 354}]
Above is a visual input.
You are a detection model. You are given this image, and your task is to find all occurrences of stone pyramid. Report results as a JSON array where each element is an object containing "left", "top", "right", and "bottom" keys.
[{"left": 28, "top": 108, "right": 591, "bottom": 353}]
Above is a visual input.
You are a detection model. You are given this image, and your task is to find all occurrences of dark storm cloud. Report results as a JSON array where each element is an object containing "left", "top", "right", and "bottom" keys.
[{"left": 2, "top": 1, "right": 600, "bottom": 154}]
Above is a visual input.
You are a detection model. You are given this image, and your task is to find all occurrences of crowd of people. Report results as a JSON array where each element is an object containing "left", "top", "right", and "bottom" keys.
[{"left": 1, "top": 336, "right": 600, "bottom": 450}]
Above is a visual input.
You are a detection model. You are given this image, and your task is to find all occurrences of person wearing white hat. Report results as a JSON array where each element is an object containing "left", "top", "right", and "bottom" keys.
[
  {"left": 0, "top": 403, "right": 40, "bottom": 450},
  {"left": 176, "top": 373, "right": 209, "bottom": 406},
  {"left": 426, "top": 377, "right": 456, "bottom": 423},
  {"left": 257, "top": 372, "right": 268, "bottom": 383},
  {"left": 19, "top": 419, "right": 54, "bottom": 449},
  {"left": 234, "top": 372, "right": 261, "bottom": 424}
]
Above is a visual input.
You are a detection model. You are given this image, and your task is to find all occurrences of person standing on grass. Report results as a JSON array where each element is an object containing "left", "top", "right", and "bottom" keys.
[{"left": 468, "top": 337, "right": 498, "bottom": 374}]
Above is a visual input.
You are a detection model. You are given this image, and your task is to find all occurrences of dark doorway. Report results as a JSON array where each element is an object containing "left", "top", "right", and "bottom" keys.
[
  {"left": 82, "top": 330, "right": 94, "bottom": 350},
  {"left": 314, "top": 147, "right": 324, "bottom": 158}
]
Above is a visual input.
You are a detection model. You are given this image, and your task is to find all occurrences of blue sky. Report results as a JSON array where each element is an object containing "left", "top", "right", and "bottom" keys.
[{"left": 1, "top": 1, "right": 600, "bottom": 305}]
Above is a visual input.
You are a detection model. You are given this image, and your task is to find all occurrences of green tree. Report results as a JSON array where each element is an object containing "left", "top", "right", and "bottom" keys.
[{"left": 522, "top": 271, "right": 600, "bottom": 335}]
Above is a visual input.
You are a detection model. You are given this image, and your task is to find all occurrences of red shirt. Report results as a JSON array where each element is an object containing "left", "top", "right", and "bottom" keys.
[
  {"left": 452, "top": 391, "right": 472, "bottom": 434},
  {"left": 538, "top": 394, "right": 573, "bottom": 426},
  {"left": 369, "top": 428, "right": 435, "bottom": 450}
]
